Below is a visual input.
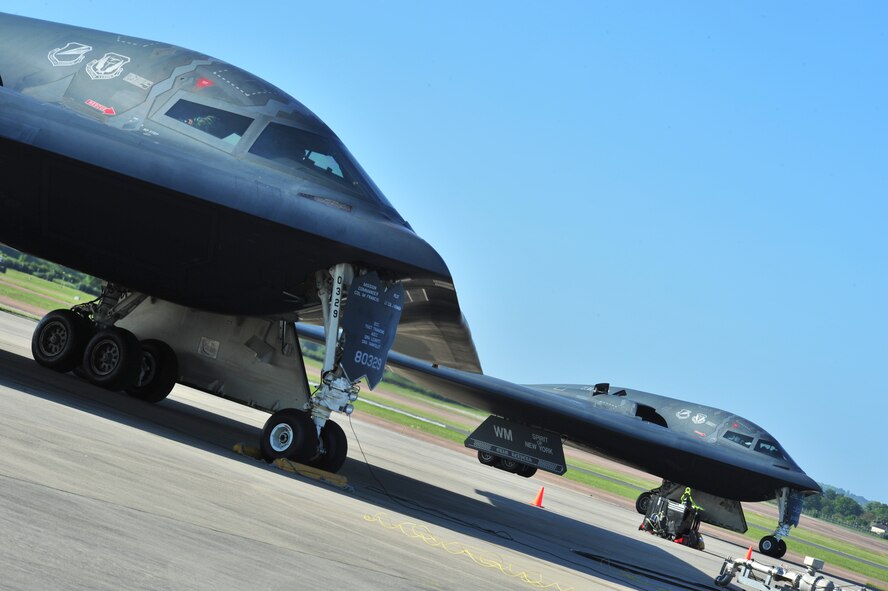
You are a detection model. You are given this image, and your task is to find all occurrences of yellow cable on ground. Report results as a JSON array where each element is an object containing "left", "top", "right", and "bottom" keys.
[{"left": 364, "top": 513, "right": 576, "bottom": 591}]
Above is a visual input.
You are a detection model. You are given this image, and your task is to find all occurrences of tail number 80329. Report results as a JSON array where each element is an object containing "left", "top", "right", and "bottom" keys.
[{"left": 354, "top": 350, "right": 384, "bottom": 371}]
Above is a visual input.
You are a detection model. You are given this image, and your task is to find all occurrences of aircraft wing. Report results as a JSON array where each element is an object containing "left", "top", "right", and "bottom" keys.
[
  {"left": 390, "top": 278, "right": 481, "bottom": 373},
  {"left": 295, "top": 321, "right": 821, "bottom": 502},
  {"left": 296, "top": 321, "right": 698, "bottom": 451}
]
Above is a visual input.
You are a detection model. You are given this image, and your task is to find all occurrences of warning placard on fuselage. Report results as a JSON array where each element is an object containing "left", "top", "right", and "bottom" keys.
[{"left": 465, "top": 416, "right": 566, "bottom": 475}]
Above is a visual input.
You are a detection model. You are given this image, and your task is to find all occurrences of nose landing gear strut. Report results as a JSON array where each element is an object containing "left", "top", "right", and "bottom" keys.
[
  {"left": 758, "top": 487, "right": 804, "bottom": 558},
  {"left": 259, "top": 263, "right": 403, "bottom": 474}
]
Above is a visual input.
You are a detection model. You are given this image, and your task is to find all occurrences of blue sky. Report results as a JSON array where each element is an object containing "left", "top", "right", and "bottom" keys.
[{"left": 3, "top": 2, "right": 885, "bottom": 503}]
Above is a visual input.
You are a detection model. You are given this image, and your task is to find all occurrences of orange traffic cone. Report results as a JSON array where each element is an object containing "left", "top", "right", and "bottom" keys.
[
  {"left": 531, "top": 486, "right": 545, "bottom": 508},
  {"left": 745, "top": 545, "right": 754, "bottom": 560}
]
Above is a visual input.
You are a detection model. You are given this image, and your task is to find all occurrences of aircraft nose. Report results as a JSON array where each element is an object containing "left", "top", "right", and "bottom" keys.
[
  {"left": 796, "top": 471, "right": 822, "bottom": 494},
  {"left": 374, "top": 221, "right": 453, "bottom": 279}
]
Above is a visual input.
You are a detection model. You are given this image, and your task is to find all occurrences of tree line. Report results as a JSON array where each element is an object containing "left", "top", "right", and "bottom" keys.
[
  {"left": 0, "top": 244, "right": 102, "bottom": 295},
  {"left": 805, "top": 488, "right": 888, "bottom": 536}
]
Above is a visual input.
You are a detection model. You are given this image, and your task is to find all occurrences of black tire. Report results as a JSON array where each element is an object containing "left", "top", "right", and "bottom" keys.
[
  {"left": 31, "top": 310, "right": 92, "bottom": 372},
  {"left": 260, "top": 409, "right": 318, "bottom": 463},
  {"left": 499, "top": 458, "right": 520, "bottom": 473},
  {"left": 308, "top": 420, "right": 348, "bottom": 473},
  {"left": 478, "top": 450, "right": 499, "bottom": 466},
  {"left": 759, "top": 535, "right": 781, "bottom": 557},
  {"left": 127, "top": 339, "right": 178, "bottom": 403},
  {"left": 636, "top": 492, "right": 653, "bottom": 515},
  {"left": 517, "top": 464, "right": 537, "bottom": 478},
  {"left": 81, "top": 327, "right": 143, "bottom": 391},
  {"left": 776, "top": 539, "right": 787, "bottom": 558}
]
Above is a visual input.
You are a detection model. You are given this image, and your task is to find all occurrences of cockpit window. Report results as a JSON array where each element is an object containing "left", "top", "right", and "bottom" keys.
[
  {"left": 754, "top": 440, "right": 784, "bottom": 459},
  {"left": 248, "top": 122, "right": 363, "bottom": 192},
  {"left": 165, "top": 99, "right": 253, "bottom": 145},
  {"left": 723, "top": 431, "right": 753, "bottom": 448}
]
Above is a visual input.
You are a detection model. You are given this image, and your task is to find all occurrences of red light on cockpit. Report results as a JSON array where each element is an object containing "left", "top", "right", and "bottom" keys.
[{"left": 195, "top": 77, "right": 214, "bottom": 88}]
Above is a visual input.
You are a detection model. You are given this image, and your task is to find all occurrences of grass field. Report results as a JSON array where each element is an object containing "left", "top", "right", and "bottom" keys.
[
  {"left": 0, "top": 269, "right": 94, "bottom": 310},
  {"left": 743, "top": 512, "right": 888, "bottom": 580}
]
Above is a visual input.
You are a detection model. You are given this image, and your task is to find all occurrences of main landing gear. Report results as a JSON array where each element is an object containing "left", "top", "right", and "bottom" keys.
[
  {"left": 31, "top": 284, "right": 179, "bottom": 402},
  {"left": 258, "top": 264, "right": 367, "bottom": 474},
  {"left": 636, "top": 490, "right": 655, "bottom": 514},
  {"left": 635, "top": 482, "right": 668, "bottom": 516},
  {"left": 477, "top": 450, "right": 538, "bottom": 478}
]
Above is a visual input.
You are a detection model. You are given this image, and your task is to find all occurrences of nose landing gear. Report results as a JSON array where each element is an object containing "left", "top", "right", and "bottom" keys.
[
  {"left": 759, "top": 535, "right": 787, "bottom": 559},
  {"left": 258, "top": 263, "right": 400, "bottom": 475},
  {"left": 260, "top": 409, "right": 318, "bottom": 464},
  {"left": 757, "top": 487, "right": 804, "bottom": 558}
]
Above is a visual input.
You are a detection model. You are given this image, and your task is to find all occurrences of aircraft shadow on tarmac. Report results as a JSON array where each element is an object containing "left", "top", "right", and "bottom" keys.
[
  {"left": 0, "top": 347, "right": 719, "bottom": 590},
  {"left": 343, "top": 462, "right": 721, "bottom": 589}
]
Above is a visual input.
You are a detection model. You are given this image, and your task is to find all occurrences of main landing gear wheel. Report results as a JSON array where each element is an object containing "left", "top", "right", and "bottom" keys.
[
  {"left": 516, "top": 464, "right": 537, "bottom": 478},
  {"left": 260, "top": 409, "right": 318, "bottom": 464},
  {"left": 636, "top": 492, "right": 653, "bottom": 515},
  {"left": 477, "top": 451, "right": 536, "bottom": 477},
  {"left": 759, "top": 535, "right": 787, "bottom": 558},
  {"left": 81, "top": 327, "right": 143, "bottom": 391},
  {"left": 308, "top": 420, "right": 348, "bottom": 473},
  {"left": 478, "top": 451, "right": 498, "bottom": 466},
  {"left": 499, "top": 458, "right": 520, "bottom": 473},
  {"left": 127, "top": 339, "right": 178, "bottom": 403},
  {"left": 31, "top": 310, "right": 92, "bottom": 372}
]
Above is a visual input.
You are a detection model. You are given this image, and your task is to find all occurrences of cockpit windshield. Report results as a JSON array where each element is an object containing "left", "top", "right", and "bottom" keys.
[
  {"left": 754, "top": 439, "right": 785, "bottom": 459},
  {"left": 165, "top": 99, "right": 253, "bottom": 145},
  {"left": 723, "top": 430, "right": 753, "bottom": 448},
  {"left": 249, "top": 122, "right": 369, "bottom": 197}
]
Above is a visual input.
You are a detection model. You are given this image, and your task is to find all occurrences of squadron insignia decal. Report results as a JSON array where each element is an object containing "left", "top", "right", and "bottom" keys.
[
  {"left": 85, "top": 52, "right": 130, "bottom": 80},
  {"left": 47, "top": 42, "right": 93, "bottom": 66}
]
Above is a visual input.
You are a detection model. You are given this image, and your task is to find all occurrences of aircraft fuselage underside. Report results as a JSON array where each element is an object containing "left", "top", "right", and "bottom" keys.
[
  {"left": 116, "top": 299, "right": 313, "bottom": 413},
  {"left": 0, "top": 133, "right": 426, "bottom": 317}
]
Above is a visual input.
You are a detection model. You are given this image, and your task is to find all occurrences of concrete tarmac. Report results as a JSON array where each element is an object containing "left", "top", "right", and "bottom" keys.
[{"left": 0, "top": 312, "right": 862, "bottom": 590}]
